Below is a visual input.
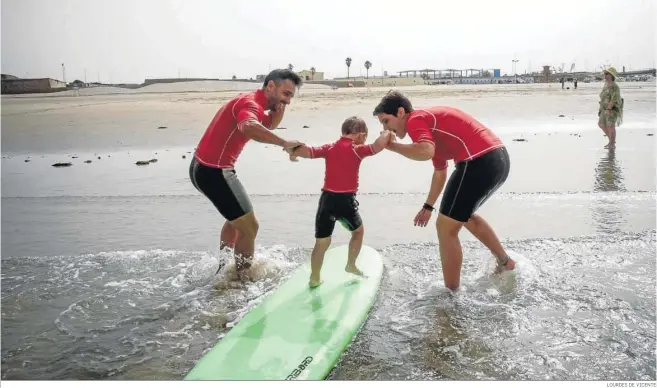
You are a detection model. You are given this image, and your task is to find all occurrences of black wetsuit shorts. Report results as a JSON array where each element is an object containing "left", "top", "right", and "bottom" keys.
[
  {"left": 439, "top": 147, "right": 510, "bottom": 222},
  {"left": 189, "top": 157, "right": 253, "bottom": 221}
]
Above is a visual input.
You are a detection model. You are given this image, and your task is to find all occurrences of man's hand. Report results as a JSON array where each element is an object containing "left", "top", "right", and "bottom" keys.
[
  {"left": 269, "top": 103, "right": 286, "bottom": 129},
  {"left": 283, "top": 140, "right": 303, "bottom": 153},
  {"left": 414, "top": 207, "right": 433, "bottom": 227}
]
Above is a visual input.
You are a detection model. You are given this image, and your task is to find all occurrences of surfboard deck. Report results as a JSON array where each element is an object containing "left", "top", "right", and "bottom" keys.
[{"left": 184, "top": 244, "right": 384, "bottom": 380}]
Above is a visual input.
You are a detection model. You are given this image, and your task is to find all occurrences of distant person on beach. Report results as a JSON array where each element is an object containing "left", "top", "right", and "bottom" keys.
[
  {"left": 189, "top": 69, "right": 303, "bottom": 273},
  {"left": 574, "top": 78, "right": 578, "bottom": 89},
  {"left": 373, "top": 90, "right": 515, "bottom": 291},
  {"left": 598, "top": 67, "right": 623, "bottom": 149},
  {"left": 288, "top": 117, "right": 393, "bottom": 287}
]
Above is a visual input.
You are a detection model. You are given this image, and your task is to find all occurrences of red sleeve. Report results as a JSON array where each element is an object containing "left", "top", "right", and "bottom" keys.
[
  {"left": 354, "top": 144, "right": 376, "bottom": 159},
  {"left": 432, "top": 154, "right": 447, "bottom": 170},
  {"left": 406, "top": 114, "right": 435, "bottom": 146},
  {"left": 308, "top": 143, "right": 331, "bottom": 159},
  {"left": 235, "top": 99, "right": 265, "bottom": 129}
]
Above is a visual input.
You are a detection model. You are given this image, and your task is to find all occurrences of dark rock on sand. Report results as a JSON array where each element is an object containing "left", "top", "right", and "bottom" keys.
[
  {"left": 135, "top": 160, "right": 150, "bottom": 166},
  {"left": 558, "top": 114, "right": 565, "bottom": 117},
  {"left": 85, "top": 160, "right": 92, "bottom": 163},
  {"left": 52, "top": 162, "right": 72, "bottom": 167},
  {"left": 158, "top": 126, "right": 167, "bottom": 129},
  {"left": 149, "top": 158, "right": 158, "bottom": 163},
  {"left": 512, "top": 138, "right": 528, "bottom": 142}
]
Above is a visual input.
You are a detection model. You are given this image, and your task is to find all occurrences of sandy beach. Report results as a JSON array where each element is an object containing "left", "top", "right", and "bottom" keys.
[{"left": 1, "top": 81, "right": 655, "bottom": 380}]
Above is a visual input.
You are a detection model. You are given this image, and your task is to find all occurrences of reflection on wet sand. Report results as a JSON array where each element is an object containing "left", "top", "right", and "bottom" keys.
[{"left": 592, "top": 148, "right": 626, "bottom": 234}]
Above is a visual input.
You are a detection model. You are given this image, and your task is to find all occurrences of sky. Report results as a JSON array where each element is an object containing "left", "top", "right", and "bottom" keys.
[{"left": 1, "top": 0, "right": 655, "bottom": 84}]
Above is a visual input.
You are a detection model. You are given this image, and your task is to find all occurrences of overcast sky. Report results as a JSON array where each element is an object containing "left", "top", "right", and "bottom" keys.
[{"left": 2, "top": 0, "right": 655, "bottom": 83}]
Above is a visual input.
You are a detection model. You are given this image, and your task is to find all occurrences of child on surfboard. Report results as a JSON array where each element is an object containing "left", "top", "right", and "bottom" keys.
[{"left": 288, "top": 116, "right": 393, "bottom": 287}]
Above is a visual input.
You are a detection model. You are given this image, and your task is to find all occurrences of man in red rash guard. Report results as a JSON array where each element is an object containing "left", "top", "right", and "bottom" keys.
[
  {"left": 288, "top": 117, "right": 392, "bottom": 287},
  {"left": 189, "top": 69, "right": 303, "bottom": 273},
  {"left": 373, "top": 90, "right": 515, "bottom": 291}
]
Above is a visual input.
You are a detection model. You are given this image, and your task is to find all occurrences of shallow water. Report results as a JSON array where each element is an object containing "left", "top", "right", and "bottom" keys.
[{"left": 2, "top": 82, "right": 655, "bottom": 380}]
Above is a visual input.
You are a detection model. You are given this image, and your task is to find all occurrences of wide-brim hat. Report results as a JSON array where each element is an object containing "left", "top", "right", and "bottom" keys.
[{"left": 603, "top": 66, "right": 618, "bottom": 80}]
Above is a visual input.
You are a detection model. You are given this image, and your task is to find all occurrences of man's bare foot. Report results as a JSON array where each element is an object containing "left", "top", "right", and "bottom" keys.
[
  {"left": 494, "top": 256, "right": 516, "bottom": 275},
  {"left": 345, "top": 265, "right": 365, "bottom": 277},
  {"left": 235, "top": 258, "right": 252, "bottom": 272}
]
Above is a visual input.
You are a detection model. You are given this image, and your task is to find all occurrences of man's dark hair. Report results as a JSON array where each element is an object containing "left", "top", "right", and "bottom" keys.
[
  {"left": 372, "top": 90, "right": 414, "bottom": 116},
  {"left": 341, "top": 116, "right": 368, "bottom": 135},
  {"left": 262, "top": 69, "right": 303, "bottom": 88}
]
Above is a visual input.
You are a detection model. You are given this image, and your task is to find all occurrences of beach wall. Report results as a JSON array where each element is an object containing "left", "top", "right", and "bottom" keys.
[
  {"left": 305, "top": 80, "right": 366, "bottom": 88},
  {"left": 142, "top": 78, "right": 225, "bottom": 86},
  {"left": 1, "top": 78, "right": 67, "bottom": 94},
  {"left": 363, "top": 77, "right": 424, "bottom": 87}
]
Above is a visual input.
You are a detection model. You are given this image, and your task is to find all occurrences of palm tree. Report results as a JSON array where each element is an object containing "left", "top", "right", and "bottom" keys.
[
  {"left": 288, "top": 64, "right": 294, "bottom": 71},
  {"left": 345, "top": 57, "right": 352, "bottom": 78},
  {"left": 310, "top": 67, "right": 316, "bottom": 80},
  {"left": 364, "top": 61, "right": 372, "bottom": 79}
]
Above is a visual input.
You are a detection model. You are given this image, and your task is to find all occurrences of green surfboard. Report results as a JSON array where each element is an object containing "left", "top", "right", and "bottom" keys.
[{"left": 184, "top": 244, "right": 384, "bottom": 380}]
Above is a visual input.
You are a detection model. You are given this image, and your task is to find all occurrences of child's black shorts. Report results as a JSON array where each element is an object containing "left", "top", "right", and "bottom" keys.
[{"left": 315, "top": 191, "right": 362, "bottom": 239}]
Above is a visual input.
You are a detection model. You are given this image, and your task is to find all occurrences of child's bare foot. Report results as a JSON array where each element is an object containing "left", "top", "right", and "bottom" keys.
[
  {"left": 309, "top": 275, "right": 322, "bottom": 288},
  {"left": 494, "top": 256, "right": 516, "bottom": 275},
  {"left": 345, "top": 265, "right": 365, "bottom": 277}
]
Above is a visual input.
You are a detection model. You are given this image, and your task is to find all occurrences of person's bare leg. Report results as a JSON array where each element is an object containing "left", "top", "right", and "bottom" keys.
[
  {"left": 345, "top": 226, "right": 365, "bottom": 276},
  {"left": 229, "top": 212, "right": 259, "bottom": 271},
  {"left": 219, "top": 221, "right": 239, "bottom": 250},
  {"left": 464, "top": 213, "right": 515, "bottom": 272},
  {"left": 310, "top": 237, "right": 331, "bottom": 287},
  {"left": 606, "top": 124, "right": 616, "bottom": 148},
  {"left": 437, "top": 214, "right": 466, "bottom": 291},
  {"left": 598, "top": 119, "right": 608, "bottom": 139},
  {"left": 215, "top": 221, "right": 240, "bottom": 274}
]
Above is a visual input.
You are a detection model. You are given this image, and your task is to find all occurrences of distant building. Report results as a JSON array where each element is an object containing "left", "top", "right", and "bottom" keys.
[
  {"left": 256, "top": 74, "right": 267, "bottom": 82},
  {"left": 1, "top": 76, "right": 67, "bottom": 94},
  {"left": 297, "top": 69, "right": 324, "bottom": 81}
]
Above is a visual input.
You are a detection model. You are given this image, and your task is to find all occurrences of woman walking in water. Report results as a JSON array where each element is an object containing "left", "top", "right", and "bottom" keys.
[{"left": 598, "top": 67, "right": 623, "bottom": 149}]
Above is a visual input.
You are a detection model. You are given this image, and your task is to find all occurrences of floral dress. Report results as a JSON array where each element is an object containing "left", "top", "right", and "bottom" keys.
[{"left": 598, "top": 81, "right": 623, "bottom": 127}]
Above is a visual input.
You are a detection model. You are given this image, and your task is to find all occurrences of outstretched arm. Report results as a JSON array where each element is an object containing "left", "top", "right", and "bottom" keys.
[
  {"left": 289, "top": 143, "right": 331, "bottom": 162},
  {"left": 241, "top": 120, "right": 300, "bottom": 150},
  {"left": 389, "top": 115, "right": 435, "bottom": 161},
  {"left": 369, "top": 130, "right": 393, "bottom": 154},
  {"left": 289, "top": 145, "right": 312, "bottom": 161},
  {"left": 387, "top": 142, "right": 435, "bottom": 161}
]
